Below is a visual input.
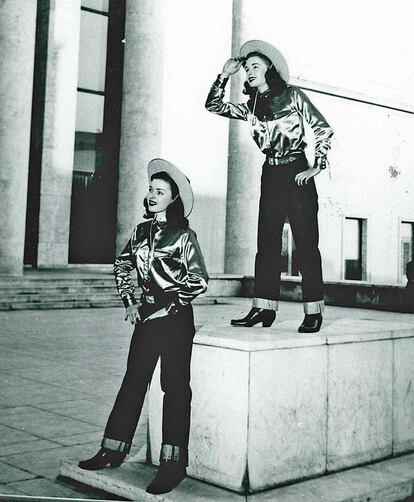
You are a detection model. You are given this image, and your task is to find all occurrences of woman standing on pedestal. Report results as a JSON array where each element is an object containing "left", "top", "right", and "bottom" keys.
[
  {"left": 78, "top": 159, "right": 208, "bottom": 495},
  {"left": 206, "top": 40, "right": 334, "bottom": 333}
]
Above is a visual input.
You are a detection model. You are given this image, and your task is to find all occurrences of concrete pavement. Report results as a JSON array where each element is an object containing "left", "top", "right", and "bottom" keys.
[{"left": 0, "top": 298, "right": 413, "bottom": 500}]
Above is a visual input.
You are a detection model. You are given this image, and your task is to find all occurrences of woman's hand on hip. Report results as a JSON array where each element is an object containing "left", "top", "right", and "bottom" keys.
[
  {"left": 295, "top": 167, "right": 321, "bottom": 186},
  {"left": 221, "top": 58, "right": 242, "bottom": 78},
  {"left": 125, "top": 304, "right": 140, "bottom": 324}
]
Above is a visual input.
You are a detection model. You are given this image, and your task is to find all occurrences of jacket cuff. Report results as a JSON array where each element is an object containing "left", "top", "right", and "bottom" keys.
[
  {"left": 314, "top": 156, "right": 327, "bottom": 170},
  {"left": 214, "top": 74, "right": 229, "bottom": 89},
  {"left": 122, "top": 295, "right": 137, "bottom": 308}
]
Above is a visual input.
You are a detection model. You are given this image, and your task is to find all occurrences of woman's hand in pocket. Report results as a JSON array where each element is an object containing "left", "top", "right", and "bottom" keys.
[{"left": 295, "top": 167, "right": 321, "bottom": 186}]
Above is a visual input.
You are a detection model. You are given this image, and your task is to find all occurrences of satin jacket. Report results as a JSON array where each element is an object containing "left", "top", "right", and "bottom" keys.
[
  {"left": 205, "top": 76, "right": 334, "bottom": 159},
  {"left": 114, "top": 219, "right": 208, "bottom": 309}
]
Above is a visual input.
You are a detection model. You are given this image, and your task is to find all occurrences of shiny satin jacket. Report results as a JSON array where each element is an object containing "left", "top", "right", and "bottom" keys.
[
  {"left": 114, "top": 219, "right": 208, "bottom": 307},
  {"left": 205, "top": 77, "right": 333, "bottom": 159}
]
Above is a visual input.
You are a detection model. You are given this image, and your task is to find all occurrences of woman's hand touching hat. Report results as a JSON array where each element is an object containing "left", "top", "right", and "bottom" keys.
[{"left": 221, "top": 58, "right": 243, "bottom": 78}]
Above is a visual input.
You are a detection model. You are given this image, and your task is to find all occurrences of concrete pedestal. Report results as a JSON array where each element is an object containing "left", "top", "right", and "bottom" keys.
[
  {"left": 59, "top": 453, "right": 414, "bottom": 501},
  {"left": 149, "top": 319, "right": 414, "bottom": 493}
]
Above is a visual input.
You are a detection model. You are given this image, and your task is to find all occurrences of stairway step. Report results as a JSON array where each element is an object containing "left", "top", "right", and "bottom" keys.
[
  {"left": 0, "top": 272, "right": 243, "bottom": 311},
  {"left": 0, "top": 287, "right": 117, "bottom": 299},
  {"left": 0, "top": 279, "right": 115, "bottom": 289},
  {"left": 0, "top": 296, "right": 222, "bottom": 311}
]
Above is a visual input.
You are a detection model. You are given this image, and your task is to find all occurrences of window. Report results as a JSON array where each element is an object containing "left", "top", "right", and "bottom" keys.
[
  {"left": 69, "top": 1, "right": 125, "bottom": 264},
  {"left": 343, "top": 217, "right": 367, "bottom": 280},
  {"left": 281, "top": 223, "right": 300, "bottom": 276},
  {"left": 76, "top": 8, "right": 108, "bottom": 135},
  {"left": 81, "top": 0, "right": 109, "bottom": 12},
  {"left": 401, "top": 221, "right": 413, "bottom": 281}
]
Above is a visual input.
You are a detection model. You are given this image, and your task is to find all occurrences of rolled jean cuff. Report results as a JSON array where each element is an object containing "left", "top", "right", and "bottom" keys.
[
  {"left": 160, "top": 444, "right": 188, "bottom": 466},
  {"left": 253, "top": 297, "right": 279, "bottom": 311},
  {"left": 101, "top": 437, "right": 131, "bottom": 453},
  {"left": 303, "top": 300, "right": 324, "bottom": 314}
]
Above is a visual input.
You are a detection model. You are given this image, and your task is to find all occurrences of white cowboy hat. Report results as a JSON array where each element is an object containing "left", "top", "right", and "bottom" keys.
[
  {"left": 147, "top": 158, "right": 194, "bottom": 217},
  {"left": 239, "top": 40, "right": 289, "bottom": 84}
]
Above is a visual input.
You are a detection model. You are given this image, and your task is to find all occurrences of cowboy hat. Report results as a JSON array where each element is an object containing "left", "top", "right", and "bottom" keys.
[
  {"left": 239, "top": 40, "right": 289, "bottom": 84},
  {"left": 147, "top": 158, "right": 194, "bottom": 217}
]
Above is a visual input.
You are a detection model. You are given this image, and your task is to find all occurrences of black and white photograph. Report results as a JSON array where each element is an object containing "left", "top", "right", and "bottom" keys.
[{"left": 0, "top": 0, "right": 414, "bottom": 501}]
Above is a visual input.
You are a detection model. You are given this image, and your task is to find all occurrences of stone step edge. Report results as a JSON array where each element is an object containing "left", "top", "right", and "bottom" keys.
[
  {"left": 0, "top": 287, "right": 241, "bottom": 298},
  {"left": 0, "top": 297, "right": 229, "bottom": 311},
  {"left": 59, "top": 453, "right": 414, "bottom": 501},
  {"left": 0, "top": 273, "right": 244, "bottom": 285}
]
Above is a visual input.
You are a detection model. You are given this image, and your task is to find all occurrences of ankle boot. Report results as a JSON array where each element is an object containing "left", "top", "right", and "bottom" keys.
[
  {"left": 78, "top": 447, "right": 126, "bottom": 470},
  {"left": 231, "top": 307, "right": 276, "bottom": 327},
  {"left": 298, "top": 313, "right": 323, "bottom": 333},
  {"left": 146, "top": 460, "right": 187, "bottom": 495}
]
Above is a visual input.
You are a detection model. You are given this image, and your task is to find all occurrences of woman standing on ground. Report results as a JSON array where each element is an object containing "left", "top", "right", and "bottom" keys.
[
  {"left": 206, "top": 40, "right": 333, "bottom": 333},
  {"left": 78, "top": 159, "right": 208, "bottom": 495}
]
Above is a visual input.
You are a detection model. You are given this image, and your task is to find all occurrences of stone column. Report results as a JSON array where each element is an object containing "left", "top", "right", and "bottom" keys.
[
  {"left": 0, "top": 1, "right": 37, "bottom": 275},
  {"left": 115, "top": 0, "right": 165, "bottom": 254},
  {"left": 36, "top": 0, "right": 81, "bottom": 266},
  {"left": 224, "top": 0, "right": 262, "bottom": 275}
]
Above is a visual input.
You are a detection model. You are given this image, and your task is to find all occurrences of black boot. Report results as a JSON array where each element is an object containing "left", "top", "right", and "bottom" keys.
[
  {"left": 78, "top": 447, "right": 126, "bottom": 470},
  {"left": 298, "top": 314, "right": 323, "bottom": 333},
  {"left": 231, "top": 307, "right": 276, "bottom": 327},
  {"left": 146, "top": 460, "right": 187, "bottom": 495}
]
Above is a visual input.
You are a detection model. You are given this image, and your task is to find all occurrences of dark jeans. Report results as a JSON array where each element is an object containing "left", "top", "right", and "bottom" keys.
[
  {"left": 104, "top": 304, "right": 195, "bottom": 450},
  {"left": 254, "top": 156, "right": 324, "bottom": 303}
]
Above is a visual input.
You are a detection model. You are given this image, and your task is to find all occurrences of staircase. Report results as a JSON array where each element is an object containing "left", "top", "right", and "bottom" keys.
[
  {"left": 1, "top": 268, "right": 408, "bottom": 312},
  {"left": 0, "top": 268, "right": 246, "bottom": 311}
]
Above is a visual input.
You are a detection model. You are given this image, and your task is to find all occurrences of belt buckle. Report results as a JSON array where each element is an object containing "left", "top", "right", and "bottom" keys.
[{"left": 145, "top": 295, "right": 155, "bottom": 304}]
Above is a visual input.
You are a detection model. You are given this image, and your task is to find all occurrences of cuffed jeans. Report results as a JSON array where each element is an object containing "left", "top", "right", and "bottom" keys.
[
  {"left": 254, "top": 155, "right": 324, "bottom": 310},
  {"left": 102, "top": 305, "right": 195, "bottom": 453}
]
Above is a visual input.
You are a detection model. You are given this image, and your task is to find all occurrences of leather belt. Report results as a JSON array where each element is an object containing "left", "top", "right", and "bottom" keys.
[
  {"left": 266, "top": 152, "right": 304, "bottom": 166},
  {"left": 141, "top": 291, "right": 177, "bottom": 307}
]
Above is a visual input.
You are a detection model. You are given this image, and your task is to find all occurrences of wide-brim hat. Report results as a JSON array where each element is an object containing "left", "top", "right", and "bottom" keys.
[
  {"left": 147, "top": 158, "right": 194, "bottom": 217},
  {"left": 240, "top": 40, "right": 289, "bottom": 84}
]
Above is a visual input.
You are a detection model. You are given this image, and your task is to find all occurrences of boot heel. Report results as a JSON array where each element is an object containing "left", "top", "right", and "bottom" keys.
[
  {"left": 262, "top": 312, "right": 276, "bottom": 327},
  {"left": 231, "top": 308, "right": 276, "bottom": 328},
  {"left": 110, "top": 459, "right": 124, "bottom": 467}
]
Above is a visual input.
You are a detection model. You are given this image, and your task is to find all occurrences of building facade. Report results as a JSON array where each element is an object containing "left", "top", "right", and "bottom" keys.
[{"left": 1, "top": 0, "right": 413, "bottom": 286}]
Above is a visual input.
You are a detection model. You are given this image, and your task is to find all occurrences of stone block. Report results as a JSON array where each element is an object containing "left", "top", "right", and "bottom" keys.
[
  {"left": 248, "top": 460, "right": 414, "bottom": 502},
  {"left": 327, "top": 339, "right": 393, "bottom": 471},
  {"left": 393, "top": 337, "right": 414, "bottom": 453},
  {"left": 59, "top": 461, "right": 241, "bottom": 501},
  {"left": 148, "top": 319, "right": 414, "bottom": 493},
  {"left": 149, "top": 322, "right": 327, "bottom": 492},
  {"left": 248, "top": 345, "right": 327, "bottom": 491},
  {"left": 149, "top": 346, "right": 250, "bottom": 492}
]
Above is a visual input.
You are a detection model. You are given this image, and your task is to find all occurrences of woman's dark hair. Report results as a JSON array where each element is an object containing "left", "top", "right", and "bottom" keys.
[
  {"left": 143, "top": 171, "right": 189, "bottom": 229},
  {"left": 242, "top": 52, "right": 287, "bottom": 119}
]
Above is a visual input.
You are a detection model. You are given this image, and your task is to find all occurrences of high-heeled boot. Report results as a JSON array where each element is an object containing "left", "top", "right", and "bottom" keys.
[
  {"left": 298, "top": 313, "right": 323, "bottom": 333},
  {"left": 78, "top": 447, "right": 126, "bottom": 470},
  {"left": 231, "top": 307, "right": 276, "bottom": 327},
  {"left": 146, "top": 459, "right": 187, "bottom": 494}
]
